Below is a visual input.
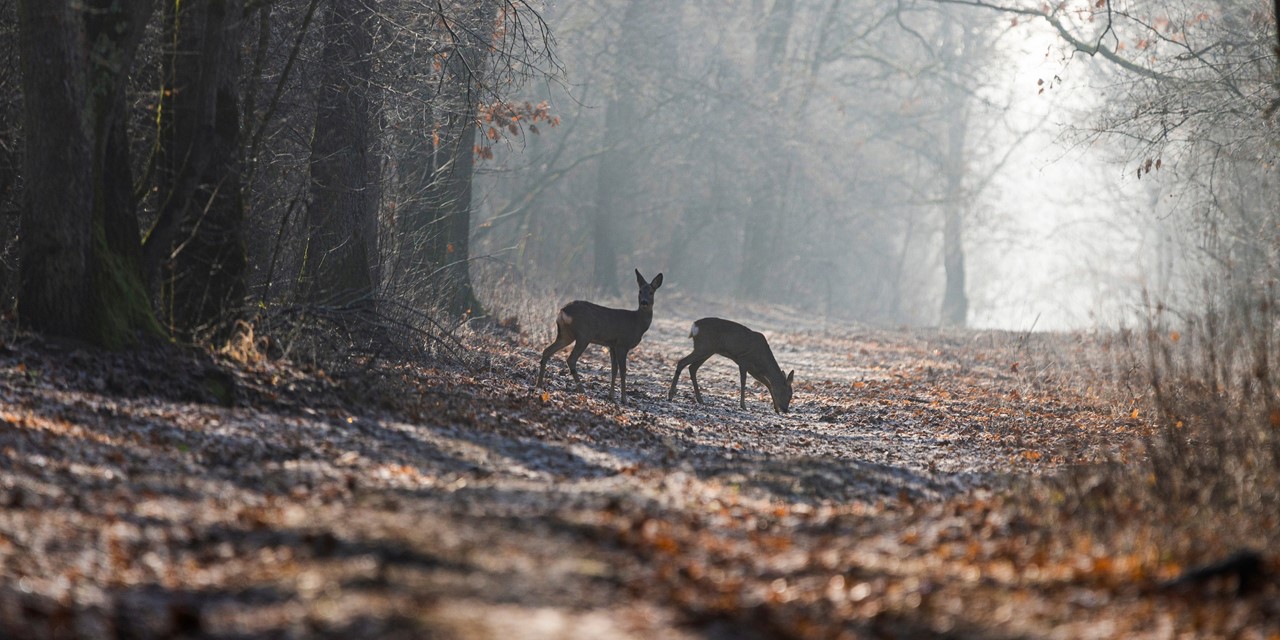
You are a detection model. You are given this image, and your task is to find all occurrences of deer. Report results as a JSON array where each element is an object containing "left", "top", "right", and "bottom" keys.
[
  {"left": 667, "top": 317, "right": 794, "bottom": 413},
  {"left": 535, "top": 269, "right": 664, "bottom": 405}
]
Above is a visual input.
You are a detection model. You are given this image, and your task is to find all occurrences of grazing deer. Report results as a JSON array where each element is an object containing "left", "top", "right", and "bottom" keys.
[
  {"left": 536, "top": 269, "right": 664, "bottom": 405},
  {"left": 667, "top": 317, "right": 794, "bottom": 413}
]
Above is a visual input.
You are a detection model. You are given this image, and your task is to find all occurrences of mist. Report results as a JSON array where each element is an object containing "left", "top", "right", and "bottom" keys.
[{"left": 469, "top": 1, "right": 1276, "bottom": 333}]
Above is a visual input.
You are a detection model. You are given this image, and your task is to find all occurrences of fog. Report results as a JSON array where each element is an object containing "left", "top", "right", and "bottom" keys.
[{"left": 471, "top": 0, "right": 1275, "bottom": 332}]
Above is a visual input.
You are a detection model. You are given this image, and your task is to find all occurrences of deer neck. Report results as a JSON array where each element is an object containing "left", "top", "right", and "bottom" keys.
[{"left": 634, "top": 304, "right": 654, "bottom": 330}]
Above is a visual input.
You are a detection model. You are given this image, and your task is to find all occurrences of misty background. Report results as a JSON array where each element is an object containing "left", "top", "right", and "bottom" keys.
[
  {"left": 469, "top": 0, "right": 1272, "bottom": 333},
  {"left": 0, "top": 0, "right": 1273, "bottom": 345}
]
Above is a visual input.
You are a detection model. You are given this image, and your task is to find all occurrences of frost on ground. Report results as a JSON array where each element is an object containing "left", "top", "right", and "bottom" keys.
[{"left": 3, "top": 302, "right": 1267, "bottom": 639}]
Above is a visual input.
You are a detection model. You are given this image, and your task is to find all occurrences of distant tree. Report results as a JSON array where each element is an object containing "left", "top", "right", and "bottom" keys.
[
  {"left": 737, "top": 0, "right": 796, "bottom": 300},
  {"left": 936, "top": 15, "right": 979, "bottom": 328},
  {"left": 590, "top": 0, "right": 647, "bottom": 295},
  {"left": 936, "top": 0, "right": 1280, "bottom": 306}
]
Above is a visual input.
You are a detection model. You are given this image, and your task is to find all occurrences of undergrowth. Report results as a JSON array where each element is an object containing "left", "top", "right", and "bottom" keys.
[{"left": 1017, "top": 288, "right": 1280, "bottom": 582}]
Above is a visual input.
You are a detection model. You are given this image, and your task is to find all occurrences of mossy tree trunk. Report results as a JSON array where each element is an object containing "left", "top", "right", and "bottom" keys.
[{"left": 17, "top": 0, "right": 161, "bottom": 347}]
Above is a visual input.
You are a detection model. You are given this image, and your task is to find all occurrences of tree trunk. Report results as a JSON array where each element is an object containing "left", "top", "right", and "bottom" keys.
[
  {"left": 0, "top": 1, "right": 21, "bottom": 299},
  {"left": 437, "top": 4, "right": 495, "bottom": 316},
  {"left": 391, "top": 116, "right": 443, "bottom": 308},
  {"left": 737, "top": 0, "right": 795, "bottom": 299},
  {"left": 302, "top": 0, "right": 378, "bottom": 309},
  {"left": 939, "top": 21, "right": 971, "bottom": 329},
  {"left": 16, "top": 0, "right": 93, "bottom": 338},
  {"left": 17, "top": 0, "right": 160, "bottom": 346},
  {"left": 441, "top": 100, "right": 480, "bottom": 315},
  {"left": 940, "top": 197, "right": 968, "bottom": 327},
  {"left": 939, "top": 120, "right": 969, "bottom": 328},
  {"left": 149, "top": 0, "right": 247, "bottom": 340},
  {"left": 591, "top": 91, "right": 632, "bottom": 295},
  {"left": 589, "top": 0, "right": 649, "bottom": 296},
  {"left": 400, "top": 3, "right": 493, "bottom": 316}
]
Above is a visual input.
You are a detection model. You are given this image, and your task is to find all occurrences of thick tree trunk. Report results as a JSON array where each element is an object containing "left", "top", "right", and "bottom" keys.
[
  {"left": 391, "top": 122, "right": 443, "bottom": 306},
  {"left": 302, "top": 0, "right": 378, "bottom": 309},
  {"left": 148, "top": 0, "right": 247, "bottom": 340},
  {"left": 16, "top": 0, "right": 93, "bottom": 337},
  {"left": 437, "top": 4, "right": 495, "bottom": 317},
  {"left": 588, "top": 0, "right": 650, "bottom": 296},
  {"left": 400, "top": 4, "right": 493, "bottom": 316},
  {"left": 17, "top": 0, "right": 160, "bottom": 347},
  {"left": 940, "top": 199, "right": 967, "bottom": 327},
  {"left": 85, "top": 0, "right": 151, "bottom": 277}
]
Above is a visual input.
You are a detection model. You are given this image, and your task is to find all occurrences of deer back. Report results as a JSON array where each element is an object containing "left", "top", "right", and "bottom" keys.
[
  {"left": 692, "top": 318, "right": 775, "bottom": 367},
  {"left": 692, "top": 317, "right": 793, "bottom": 411},
  {"left": 562, "top": 300, "right": 653, "bottom": 349}
]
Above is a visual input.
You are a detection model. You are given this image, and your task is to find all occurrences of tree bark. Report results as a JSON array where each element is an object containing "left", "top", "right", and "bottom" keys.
[
  {"left": 148, "top": 0, "right": 247, "bottom": 340},
  {"left": 589, "top": 0, "right": 649, "bottom": 296},
  {"left": 16, "top": 0, "right": 93, "bottom": 338},
  {"left": 399, "top": 3, "right": 493, "bottom": 316},
  {"left": 17, "top": 0, "right": 160, "bottom": 346},
  {"left": 591, "top": 90, "right": 632, "bottom": 296},
  {"left": 939, "top": 101, "right": 969, "bottom": 328},
  {"left": 302, "top": 0, "right": 378, "bottom": 309},
  {"left": 441, "top": 95, "right": 480, "bottom": 315},
  {"left": 437, "top": 4, "right": 496, "bottom": 316}
]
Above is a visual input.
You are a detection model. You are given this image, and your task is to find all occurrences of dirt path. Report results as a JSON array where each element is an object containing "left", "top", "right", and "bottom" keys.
[{"left": 0, "top": 307, "right": 1145, "bottom": 639}]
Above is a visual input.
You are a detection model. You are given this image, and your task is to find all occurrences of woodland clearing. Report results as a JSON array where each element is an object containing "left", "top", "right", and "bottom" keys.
[{"left": 0, "top": 297, "right": 1276, "bottom": 639}]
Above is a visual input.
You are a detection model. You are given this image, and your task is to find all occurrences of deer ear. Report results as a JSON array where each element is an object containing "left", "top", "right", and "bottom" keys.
[
  {"left": 635, "top": 269, "right": 645, "bottom": 286},
  {"left": 651, "top": 273, "right": 663, "bottom": 289},
  {"left": 786, "top": 370, "right": 794, "bottom": 384}
]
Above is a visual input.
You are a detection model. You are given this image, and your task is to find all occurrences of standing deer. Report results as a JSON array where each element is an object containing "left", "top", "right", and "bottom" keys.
[
  {"left": 536, "top": 269, "right": 664, "bottom": 405},
  {"left": 667, "top": 317, "right": 794, "bottom": 413}
]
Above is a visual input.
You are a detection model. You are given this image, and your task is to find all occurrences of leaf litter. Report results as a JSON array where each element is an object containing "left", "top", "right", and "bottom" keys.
[{"left": 0, "top": 305, "right": 1274, "bottom": 638}]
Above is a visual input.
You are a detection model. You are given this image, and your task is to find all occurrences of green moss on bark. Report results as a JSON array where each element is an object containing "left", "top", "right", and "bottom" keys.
[{"left": 88, "top": 225, "right": 164, "bottom": 349}]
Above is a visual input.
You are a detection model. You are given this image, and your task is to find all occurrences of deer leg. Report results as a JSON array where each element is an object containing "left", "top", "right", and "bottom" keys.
[
  {"left": 566, "top": 341, "right": 590, "bottom": 394},
  {"left": 738, "top": 366, "right": 748, "bottom": 410},
  {"left": 537, "top": 327, "right": 574, "bottom": 388},
  {"left": 668, "top": 356, "right": 690, "bottom": 400},
  {"left": 607, "top": 347, "right": 619, "bottom": 403},
  {"left": 688, "top": 357, "right": 709, "bottom": 404},
  {"left": 619, "top": 351, "right": 629, "bottom": 406},
  {"left": 669, "top": 352, "right": 705, "bottom": 402}
]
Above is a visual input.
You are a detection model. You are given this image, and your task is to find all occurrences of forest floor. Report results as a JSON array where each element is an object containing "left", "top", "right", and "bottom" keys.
[{"left": 1, "top": 296, "right": 1277, "bottom": 639}]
